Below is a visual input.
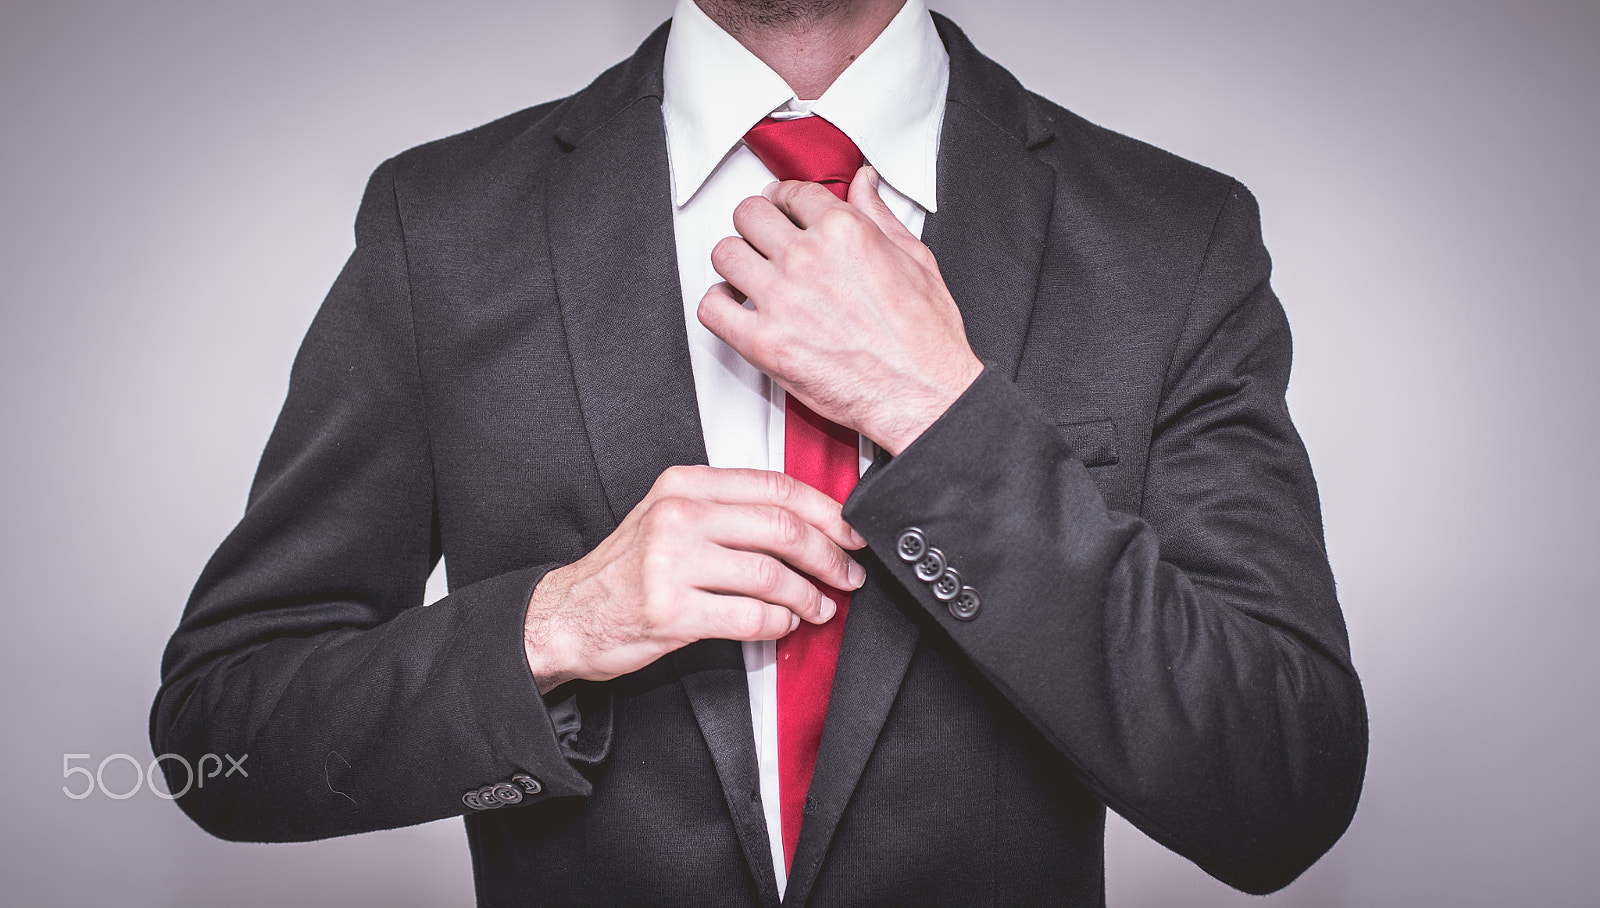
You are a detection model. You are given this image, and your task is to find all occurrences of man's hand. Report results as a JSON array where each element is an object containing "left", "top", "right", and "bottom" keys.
[
  {"left": 698, "top": 167, "right": 984, "bottom": 456},
  {"left": 523, "top": 465, "right": 866, "bottom": 694}
]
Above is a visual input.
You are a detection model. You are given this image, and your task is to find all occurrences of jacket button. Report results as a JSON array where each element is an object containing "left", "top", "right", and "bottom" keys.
[
  {"left": 913, "top": 547, "right": 946, "bottom": 582},
  {"left": 512, "top": 773, "right": 543, "bottom": 795},
  {"left": 463, "top": 789, "right": 487, "bottom": 811},
  {"left": 931, "top": 567, "right": 963, "bottom": 601},
  {"left": 950, "top": 586, "right": 982, "bottom": 621},
  {"left": 895, "top": 527, "right": 928, "bottom": 562},
  {"left": 491, "top": 782, "right": 523, "bottom": 805}
]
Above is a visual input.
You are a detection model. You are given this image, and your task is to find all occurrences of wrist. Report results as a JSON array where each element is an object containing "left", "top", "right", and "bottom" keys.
[
  {"left": 874, "top": 355, "right": 984, "bottom": 456},
  {"left": 524, "top": 567, "right": 583, "bottom": 695}
]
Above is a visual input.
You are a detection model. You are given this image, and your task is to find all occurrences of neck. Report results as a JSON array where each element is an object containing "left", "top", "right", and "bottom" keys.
[{"left": 694, "top": 0, "right": 907, "bottom": 100}]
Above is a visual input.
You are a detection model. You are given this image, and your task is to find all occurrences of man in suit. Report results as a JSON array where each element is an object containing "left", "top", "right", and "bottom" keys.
[{"left": 152, "top": 0, "right": 1367, "bottom": 904}]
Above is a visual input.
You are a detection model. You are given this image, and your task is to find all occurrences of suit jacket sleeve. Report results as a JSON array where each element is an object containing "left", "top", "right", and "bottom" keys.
[
  {"left": 843, "top": 181, "right": 1366, "bottom": 894},
  {"left": 149, "top": 161, "right": 603, "bottom": 842}
]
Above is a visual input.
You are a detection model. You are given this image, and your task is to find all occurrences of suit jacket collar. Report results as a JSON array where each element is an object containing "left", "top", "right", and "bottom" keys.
[
  {"left": 542, "top": 14, "right": 1056, "bottom": 907},
  {"left": 551, "top": 22, "right": 668, "bottom": 152}
]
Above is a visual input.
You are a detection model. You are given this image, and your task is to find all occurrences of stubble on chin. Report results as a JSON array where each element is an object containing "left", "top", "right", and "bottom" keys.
[{"left": 695, "top": 0, "right": 854, "bottom": 35}]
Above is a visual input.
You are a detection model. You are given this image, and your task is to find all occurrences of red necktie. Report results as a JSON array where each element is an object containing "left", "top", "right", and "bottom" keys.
[{"left": 741, "top": 115, "right": 864, "bottom": 872}]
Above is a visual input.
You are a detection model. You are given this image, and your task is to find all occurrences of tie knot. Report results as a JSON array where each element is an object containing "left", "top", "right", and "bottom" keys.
[{"left": 743, "top": 115, "right": 864, "bottom": 200}]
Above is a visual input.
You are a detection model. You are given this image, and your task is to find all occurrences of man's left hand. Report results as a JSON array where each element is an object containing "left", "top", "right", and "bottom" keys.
[{"left": 699, "top": 166, "right": 984, "bottom": 456}]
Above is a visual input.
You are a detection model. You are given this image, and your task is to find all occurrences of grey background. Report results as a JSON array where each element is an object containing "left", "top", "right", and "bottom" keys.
[{"left": 2, "top": 0, "right": 1595, "bottom": 905}]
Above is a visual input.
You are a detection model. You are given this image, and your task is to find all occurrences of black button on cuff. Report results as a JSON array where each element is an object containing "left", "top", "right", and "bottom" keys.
[
  {"left": 913, "top": 548, "right": 946, "bottom": 582},
  {"left": 895, "top": 528, "right": 928, "bottom": 562},
  {"left": 931, "top": 567, "right": 962, "bottom": 601},
  {"left": 950, "top": 586, "right": 981, "bottom": 620},
  {"left": 895, "top": 527, "right": 981, "bottom": 621},
  {"left": 465, "top": 774, "right": 544, "bottom": 811}
]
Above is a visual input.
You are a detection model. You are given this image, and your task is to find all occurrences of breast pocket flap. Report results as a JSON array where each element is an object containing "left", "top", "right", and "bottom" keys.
[{"left": 1055, "top": 418, "right": 1118, "bottom": 468}]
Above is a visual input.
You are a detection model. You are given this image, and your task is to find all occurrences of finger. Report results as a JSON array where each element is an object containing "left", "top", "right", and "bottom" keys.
[
  {"left": 708, "top": 235, "right": 775, "bottom": 300},
  {"left": 698, "top": 501, "right": 864, "bottom": 595},
  {"left": 653, "top": 466, "right": 866, "bottom": 550},
  {"left": 691, "top": 547, "right": 835, "bottom": 624},
  {"left": 685, "top": 592, "right": 802, "bottom": 642},
  {"left": 731, "top": 194, "right": 802, "bottom": 259},
  {"left": 697, "top": 281, "right": 760, "bottom": 354},
  {"left": 846, "top": 164, "right": 919, "bottom": 248},
  {"left": 766, "top": 179, "right": 848, "bottom": 229}
]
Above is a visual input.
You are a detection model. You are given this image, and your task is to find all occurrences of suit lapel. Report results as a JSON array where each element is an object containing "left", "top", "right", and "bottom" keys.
[
  {"left": 781, "top": 18, "right": 1057, "bottom": 906},
  {"left": 782, "top": 566, "right": 918, "bottom": 906},
  {"left": 921, "top": 85, "right": 1055, "bottom": 381},
  {"left": 546, "top": 26, "right": 781, "bottom": 904},
  {"left": 675, "top": 641, "right": 784, "bottom": 907},
  {"left": 545, "top": 27, "right": 707, "bottom": 524}
]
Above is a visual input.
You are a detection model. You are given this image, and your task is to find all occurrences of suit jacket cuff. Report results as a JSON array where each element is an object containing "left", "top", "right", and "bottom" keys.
[
  {"left": 844, "top": 364, "right": 1097, "bottom": 630},
  {"left": 450, "top": 565, "right": 608, "bottom": 806}
]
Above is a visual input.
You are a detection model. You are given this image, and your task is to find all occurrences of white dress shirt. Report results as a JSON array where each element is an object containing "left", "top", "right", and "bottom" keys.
[{"left": 660, "top": 0, "right": 949, "bottom": 892}]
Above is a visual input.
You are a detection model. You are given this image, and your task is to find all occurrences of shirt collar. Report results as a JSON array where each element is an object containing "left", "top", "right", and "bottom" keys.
[{"left": 661, "top": 0, "right": 948, "bottom": 211}]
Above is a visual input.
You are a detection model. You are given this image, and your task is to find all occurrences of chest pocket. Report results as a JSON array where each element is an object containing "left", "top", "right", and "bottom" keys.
[{"left": 1056, "top": 418, "right": 1118, "bottom": 468}]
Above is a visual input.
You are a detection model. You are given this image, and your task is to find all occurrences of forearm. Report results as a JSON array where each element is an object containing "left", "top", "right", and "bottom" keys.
[
  {"left": 152, "top": 562, "right": 598, "bottom": 842},
  {"left": 844, "top": 366, "right": 1365, "bottom": 894}
]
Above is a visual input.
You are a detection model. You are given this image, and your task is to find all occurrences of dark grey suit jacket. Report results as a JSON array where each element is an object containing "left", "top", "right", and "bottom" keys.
[{"left": 153, "top": 14, "right": 1366, "bottom": 906}]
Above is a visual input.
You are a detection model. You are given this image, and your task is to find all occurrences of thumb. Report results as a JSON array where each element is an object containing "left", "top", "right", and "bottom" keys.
[{"left": 847, "top": 165, "right": 917, "bottom": 248}]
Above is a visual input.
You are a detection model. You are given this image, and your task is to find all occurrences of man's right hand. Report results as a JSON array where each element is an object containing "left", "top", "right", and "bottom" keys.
[{"left": 522, "top": 465, "right": 867, "bottom": 694}]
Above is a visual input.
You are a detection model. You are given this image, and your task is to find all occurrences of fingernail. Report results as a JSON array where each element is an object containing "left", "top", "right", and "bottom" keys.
[
  {"left": 789, "top": 613, "right": 801, "bottom": 632},
  {"left": 848, "top": 526, "right": 868, "bottom": 548},
  {"left": 865, "top": 165, "right": 880, "bottom": 190},
  {"left": 819, "top": 596, "right": 836, "bottom": 622},
  {"left": 847, "top": 561, "right": 866, "bottom": 589},
  {"left": 761, "top": 181, "right": 779, "bottom": 199}
]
